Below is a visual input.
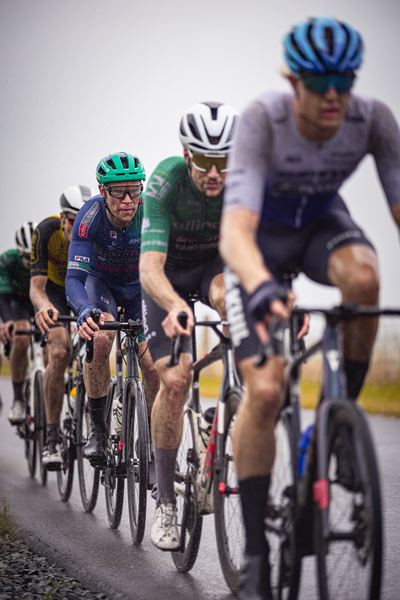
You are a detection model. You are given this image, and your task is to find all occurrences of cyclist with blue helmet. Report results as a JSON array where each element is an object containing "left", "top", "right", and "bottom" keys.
[
  {"left": 220, "top": 17, "right": 400, "bottom": 600},
  {"left": 65, "top": 153, "right": 159, "bottom": 469}
]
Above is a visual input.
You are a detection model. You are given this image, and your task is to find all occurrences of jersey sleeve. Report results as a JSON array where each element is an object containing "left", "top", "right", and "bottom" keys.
[
  {"left": 369, "top": 99, "right": 400, "bottom": 208},
  {"left": 30, "top": 221, "right": 50, "bottom": 278},
  {"left": 223, "top": 100, "right": 273, "bottom": 217},
  {"left": 141, "top": 159, "right": 178, "bottom": 254},
  {"left": 0, "top": 251, "right": 14, "bottom": 295},
  {"left": 65, "top": 201, "right": 101, "bottom": 314}
]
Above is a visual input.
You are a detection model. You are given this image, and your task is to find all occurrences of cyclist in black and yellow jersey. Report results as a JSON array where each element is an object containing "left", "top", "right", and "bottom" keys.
[
  {"left": 0, "top": 221, "right": 37, "bottom": 424},
  {"left": 30, "top": 185, "right": 94, "bottom": 470}
]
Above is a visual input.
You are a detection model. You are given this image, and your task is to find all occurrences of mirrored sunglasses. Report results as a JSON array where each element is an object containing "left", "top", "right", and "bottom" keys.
[
  {"left": 301, "top": 73, "right": 356, "bottom": 94},
  {"left": 104, "top": 185, "right": 142, "bottom": 200},
  {"left": 190, "top": 152, "right": 229, "bottom": 173}
]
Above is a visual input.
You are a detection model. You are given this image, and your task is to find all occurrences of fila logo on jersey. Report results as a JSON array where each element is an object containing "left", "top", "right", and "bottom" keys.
[
  {"left": 101, "top": 296, "right": 110, "bottom": 305},
  {"left": 74, "top": 255, "right": 90, "bottom": 263},
  {"left": 78, "top": 202, "right": 100, "bottom": 238},
  {"left": 110, "top": 231, "right": 117, "bottom": 239}
]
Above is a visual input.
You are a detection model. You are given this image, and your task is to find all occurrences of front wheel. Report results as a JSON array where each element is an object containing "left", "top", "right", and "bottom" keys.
[
  {"left": 76, "top": 382, "right": 100, "bottom": 513},
  {"left": 104, "top": 380, "right": 124, "bottom": 528},
  {"left": 315, "top": 401, "right": 382, "bottom": 600},
  {"left": 266, "top": 408, "right": 300, "bottom": 600},
  {"left": 57, "top": 389, "right": 75, "bottom": 502},
  {"left": 214, "top": 389, "right": 244, "bottom": 594},
  {"left": 24, "top": 378, "right": 36, "bottom": 478},
  {"left": 34, "top": 371, "right": 47, "bottom": 486},
  {"left": 126, "top": 381, "right": 148, "bottom": 544},
  {"left": 171, "top": 408, "right": 203, "bottom": 573}
]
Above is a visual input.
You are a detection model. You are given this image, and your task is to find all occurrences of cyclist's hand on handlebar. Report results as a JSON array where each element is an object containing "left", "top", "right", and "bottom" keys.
[
  {"left": 161, "top": 304, "right": 193, "bottom": 340},
  {"left": 0, "top": 320, "right": 15, "bottom": 345},
  {"left": 35, "top": 303, "right": 58, "bottom": 334},
  {"left": 297, "top": 312, "right": 310, "bottom": 339},
  {"left": 77, "top": 305, "right": 104, "bottom": 340},
  {"left": 248, "top": 280, "right": 293, "bottom": 344}
]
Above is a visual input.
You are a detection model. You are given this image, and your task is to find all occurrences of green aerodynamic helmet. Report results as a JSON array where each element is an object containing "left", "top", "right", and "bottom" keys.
[{"left": 96, "top": 152, "right": 146, "bottom": 184}]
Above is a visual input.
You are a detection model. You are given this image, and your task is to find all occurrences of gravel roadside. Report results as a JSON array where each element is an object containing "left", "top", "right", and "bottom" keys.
[{"left": 0, "top": 536, "right": 112, "bottom": 600}]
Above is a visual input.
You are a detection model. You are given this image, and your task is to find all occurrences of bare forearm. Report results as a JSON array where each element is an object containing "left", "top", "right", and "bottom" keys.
[
  {"left": 30, "top": 279, "right": 51, "bottom": 311},
  {"left": 391, "top": 204, "right": 400, "bottom": 231},
  {"left": 139, "top": 253, "right": 187, "bottom": 313}
]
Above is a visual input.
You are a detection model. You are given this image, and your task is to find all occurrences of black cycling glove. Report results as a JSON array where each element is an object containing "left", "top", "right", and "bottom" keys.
[{"left": 248, "top": 280, "right": 288, "bottom": 321}]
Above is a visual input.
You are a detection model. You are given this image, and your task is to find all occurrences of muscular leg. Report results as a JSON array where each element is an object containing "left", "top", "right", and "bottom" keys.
[
  {"left": 233, "top": 355, "right": 286, "bottom": 478},
  {"left": 209, "top": 273, "right": 229, "bottom": 335},
  {"left": 328, "top": 244, "right": 379, "bottom": 398},
  {"left": 138, "top": 341, "right": 160, "bottom": 417},
  {"left": 43, "top": 326, "right": 70, "bottom": 424},
  {"left": 83, "top": 312, "right": 115, "bottom": 399},
  {"left": 10, "top": 319, "right": 30, "bottom": 402}
]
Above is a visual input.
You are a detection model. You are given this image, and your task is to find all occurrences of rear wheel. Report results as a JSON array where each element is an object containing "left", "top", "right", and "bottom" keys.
[
  {"left": 315, "top": 401, "right": 382, "bottom": 600},
  {"left": 34, "top": 371, "right": 47, "bottom": 486},
  {"left": 171, "top": 408, "right": 203, "bottom": 573},
  {"left": 214, "top": 389, "right": 244, "bottom": 593},
  {"left": 77, "top": 381, "right": 100, "bottom": 512},
  {"left": 266, "top": 408, "right": 300, "bottom": 600},
  {"left": 57, "top": 388, "right": 75, "bottom": 502},
  {"left": 126, "top": 381, "right": 148, "bottom": 544},
  {"left": 104, "top": 380, "right": 124, "bottom": 529}
]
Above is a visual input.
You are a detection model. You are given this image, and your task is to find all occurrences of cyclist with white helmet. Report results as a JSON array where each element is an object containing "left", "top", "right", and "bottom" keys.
[
  {"left": 0, "top": 221, "right": 37, "bottom": 424},
  {"left": 30, "top": 185, "right": 94, "bottom": 470},
  {"left": 65, "top": 153, "right": 159, "bottom": 469},
  {"left": 139, "top": 101, "right": 238, "bottom": 550},
  {"left": 219, "top": 17, "right": 400, "bottom": 599}
]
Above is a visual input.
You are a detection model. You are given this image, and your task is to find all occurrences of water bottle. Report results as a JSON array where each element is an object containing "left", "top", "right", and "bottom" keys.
[
  {"left": 112, "top": 395, "right": 123, "bottom": 434},
  {"left": 298, "top": 425, "right": 314, "bottom": 478},
  {"left": 199, "top": 406, "right": 216, "bottom": 448}
]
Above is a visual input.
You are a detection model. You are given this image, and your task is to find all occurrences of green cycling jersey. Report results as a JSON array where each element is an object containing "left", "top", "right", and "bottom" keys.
[
  {"left": 0, "top": 249, "right": 30, "bottom": 297},
  {"left": 141, "top": 156, "right": 223, "bottom": 269}
]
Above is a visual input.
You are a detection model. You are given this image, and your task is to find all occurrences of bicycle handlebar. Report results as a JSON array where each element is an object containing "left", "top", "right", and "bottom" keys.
[
  {"left": 166, "top": 312, "right": 189, "bottom": 368},
  {"left": 84, "top": 309, "right": 144, "bottom": 364}
]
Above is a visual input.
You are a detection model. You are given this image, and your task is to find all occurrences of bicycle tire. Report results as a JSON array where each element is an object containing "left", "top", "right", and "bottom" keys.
[
  {"left": 315, "top": 400, "right": 382, "bottom": 600},
  {"left": 77, "top": 381, "right": 100, "bottom": 513},
  {"left": 126, "top": 381, "right": 148, "bottom": 544},
  {"left": 104, "top": 380, "right": 124, "bottom": 528},
  {"left": 34, "top": 371, "right": 47, "bottom": 486},
  {"left": 267, "top": 407, "right": 301, "bottom": 600},
  {"left": 57, "top": 389, "right": 75, "bottom": 503},
  {"left": 24, "top": 378, "right": 37, "bottom": 478},
  {"left": 171, "top": 408, "right": 203, "bottom": 572},
  {"left": 214, "top": 389, "right": 244, "bottom": 593}
]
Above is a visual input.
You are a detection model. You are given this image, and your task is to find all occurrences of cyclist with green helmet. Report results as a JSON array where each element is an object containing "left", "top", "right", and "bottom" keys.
[
  {"left": 66, "top": 152, "right": 159, "bottom": 468},
  {"left": 30, "top": 186, "right": 95, "bottom": 470}
]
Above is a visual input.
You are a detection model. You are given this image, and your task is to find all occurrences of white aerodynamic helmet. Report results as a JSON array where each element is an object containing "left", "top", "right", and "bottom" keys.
[
  {"left": 15, "top": 220, "right": 38, "bottom": 256},
  {"left": 60, "top": 185, "right": 96, "bottom": 215},
  {"left": 179, "top": 101, "right": 239, "bottom": 155}
]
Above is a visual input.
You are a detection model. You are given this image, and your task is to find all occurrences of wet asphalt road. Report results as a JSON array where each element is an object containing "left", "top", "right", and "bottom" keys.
[{"left": 0, "top": 376, "right": 399, "bottom": 600}]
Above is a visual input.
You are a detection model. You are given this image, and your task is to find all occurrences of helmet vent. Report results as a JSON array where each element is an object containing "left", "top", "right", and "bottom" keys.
[
  {"left": 98, "top": 166, "right": 106, "bottom": 177},
  {"left": 133, "top": 156, "right": 139, "bottom": 168},
  {"left": 106, "top": 157, "right": 117, "bottom": 170},
  {"left": 187, "top": 114, "right": 201, "bottom": 141},
  {"left": 120, "top": 155, "right": 129, "bottom": 169}
]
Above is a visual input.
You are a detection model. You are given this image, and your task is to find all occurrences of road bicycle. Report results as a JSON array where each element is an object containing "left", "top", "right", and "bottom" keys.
[
  {"left": 7, "top": 320, "right": 47, "bottom": 485},
  {"left": 86, "top": 310, "right": 152, "bottom": 544},
  {"left": 264, "top": 304, "right": 398, "bottom": 600},
  {"left": 168, "top": 307, "right": 244, "bottom": 588},
  {"left": 55, "top": 315, "right": 100, "bottom": 510}
]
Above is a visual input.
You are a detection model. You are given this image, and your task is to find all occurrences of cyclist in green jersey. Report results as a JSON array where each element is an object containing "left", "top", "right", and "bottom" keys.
[
  {"left": 0, "top": 222, "right": 37, "bottom": 424},
  {"left": 139, "top": 101, "right": 238, "bottom": 550}
]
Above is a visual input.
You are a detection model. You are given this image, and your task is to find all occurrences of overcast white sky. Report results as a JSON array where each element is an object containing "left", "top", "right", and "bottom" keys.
[{"left": 1, "top": 0, "right": 400, "bottom": 315}]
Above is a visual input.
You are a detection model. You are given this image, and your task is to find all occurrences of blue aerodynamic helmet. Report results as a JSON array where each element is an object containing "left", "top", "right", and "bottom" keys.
[{"left": 284, "top": 17, "right": 364, "bottom": 74}]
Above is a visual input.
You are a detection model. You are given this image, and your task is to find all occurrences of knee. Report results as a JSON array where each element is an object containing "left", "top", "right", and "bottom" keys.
[
  {"left": 246, "top": 375, "right": 285, "bottom": 425},
  {"left": 160, "top": 362, "right": 192, "bottom": 410},
  {"left": 49, "top": 342, "right": 70, "bottom": 369},
  {"left": 93, "top": 331, "right": 113, "bottom": 361},
  {"left": 345, "top": 263, "right": 380, "bottom": 304},
  {"left": 13, "top": 334, "right": 30, "bottom": 354}
]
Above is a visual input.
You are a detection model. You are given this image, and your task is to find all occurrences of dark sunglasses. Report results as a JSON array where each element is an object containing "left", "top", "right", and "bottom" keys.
[
  {"left": 63, "top": 213, "right": 76, "bottom": 226},
  {"left": 300, "top": 73, "right": 356, "bottom": 94},
  {"left": 189, "top": 151, "right": 229, "bottom": 173},
  {"left": 104, "top": 185, "right": 142, "bottom": 200}
]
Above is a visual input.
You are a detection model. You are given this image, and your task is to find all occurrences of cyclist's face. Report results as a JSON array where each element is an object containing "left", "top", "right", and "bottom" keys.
[
  {"left": 61, "top": 212, "right": 76, "bottom": 243},
  {"left": 99, "top": 181, "right": 141, "bottom": 227},
  {"left": 184, "top": 149, "right": 226, "bottom": 198},
  {"left": 291, "top": 76, "right": 350, "bottom": 141}
]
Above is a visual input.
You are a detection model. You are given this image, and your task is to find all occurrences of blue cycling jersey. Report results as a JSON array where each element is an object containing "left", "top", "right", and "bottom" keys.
[{"left": 65, "top": 195, "right": 142, "bottom": 315}]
